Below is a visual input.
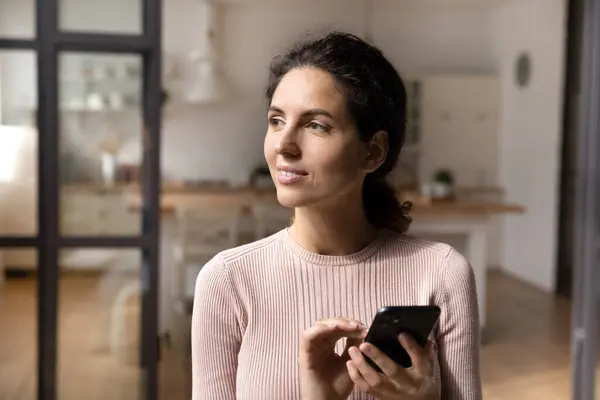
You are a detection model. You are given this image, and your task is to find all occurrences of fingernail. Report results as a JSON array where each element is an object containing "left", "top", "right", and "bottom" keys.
[{"left": 360, "top": 343, "right": 372, "bottom": 355}]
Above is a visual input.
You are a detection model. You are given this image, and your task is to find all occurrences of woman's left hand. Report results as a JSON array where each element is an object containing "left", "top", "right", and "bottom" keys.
[{"left": 346, "top": 333, "right": 439, "bottom": 400}]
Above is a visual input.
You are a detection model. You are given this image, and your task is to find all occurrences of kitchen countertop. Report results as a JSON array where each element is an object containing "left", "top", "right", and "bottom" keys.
[
  {"left": 60, "top": 181, "right": 236, "bottom": 194},
  {"left": 60, "top": 182, "right": 525, "bottom": 217},
  {"left": 122, "top": 186, "right": 525, "bottom": 217}
]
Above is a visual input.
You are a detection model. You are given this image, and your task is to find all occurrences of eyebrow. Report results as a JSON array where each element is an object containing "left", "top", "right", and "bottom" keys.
[{"left": 268, "top": 106, "right": 335, "bottom": 120}]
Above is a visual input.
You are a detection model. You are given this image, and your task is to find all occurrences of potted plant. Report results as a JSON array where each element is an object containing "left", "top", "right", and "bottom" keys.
[
  {"left": 431, "top": 168, "right": 455, "bottom": 200},
  {"left": 249, "top": 164, "right": 273, "bottom": 188}
]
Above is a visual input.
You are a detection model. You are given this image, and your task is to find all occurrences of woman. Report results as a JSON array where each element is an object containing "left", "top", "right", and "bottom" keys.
[{"left": 191, "top": 31, "right": 482, "bottom": 400}]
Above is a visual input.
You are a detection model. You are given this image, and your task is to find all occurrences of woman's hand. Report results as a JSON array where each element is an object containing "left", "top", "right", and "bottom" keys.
[
  {"left": 346, "top": 333, "right": 439, "bottom": 400},
  {"left": 299, "top": 317, "right": 368, "bottom": 400}
]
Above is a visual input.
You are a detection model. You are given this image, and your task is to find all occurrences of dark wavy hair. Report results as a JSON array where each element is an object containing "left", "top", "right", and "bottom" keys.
[{"left": 265, "top": 31, "right": 412, "bottom": 234}]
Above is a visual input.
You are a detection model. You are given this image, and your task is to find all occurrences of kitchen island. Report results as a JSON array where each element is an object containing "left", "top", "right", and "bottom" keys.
[{"left": 125, "top": 186, "right": 525, "bottom": 338}]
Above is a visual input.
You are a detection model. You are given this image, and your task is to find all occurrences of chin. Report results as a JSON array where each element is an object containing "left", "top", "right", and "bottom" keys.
[{"left": 275, "top": 187, "right": 313, "bottom": 208}]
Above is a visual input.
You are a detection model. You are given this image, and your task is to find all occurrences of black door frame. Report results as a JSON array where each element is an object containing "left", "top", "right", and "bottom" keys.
[
  {"left": 0, "top": 1, "right": 163, "bottom": 399},
  {"left": 569, "top": 0, "right": 600, "bottom": 398},
  {"left": 556, "top": 0, "right": 584, "bottom": 299}
]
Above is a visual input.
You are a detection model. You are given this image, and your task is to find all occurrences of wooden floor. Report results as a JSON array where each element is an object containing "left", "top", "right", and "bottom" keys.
[
  {"left": 0, "top": 272, "right": 190, "bottom": 400},
  {"left": 0, "top": 269, "right": 597, "bottom": 399},
  {"left": 481, "top": 270, "right": 599, "bottom": 399}
]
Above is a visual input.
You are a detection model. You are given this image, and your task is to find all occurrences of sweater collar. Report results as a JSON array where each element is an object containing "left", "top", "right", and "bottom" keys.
[{"left": 279, "top": 227, "right": 391, "bottom": 266}]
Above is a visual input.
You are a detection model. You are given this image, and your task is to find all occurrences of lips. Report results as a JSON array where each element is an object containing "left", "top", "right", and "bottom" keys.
[
  {"left": 276, "top": 165, "right": 308, "bottom": 176},
  {"left": 276, "top": 165, "right": 308, "bottom": 184},
  {"left": 280, "top": 170, "right": 303, "bottom": 177}
]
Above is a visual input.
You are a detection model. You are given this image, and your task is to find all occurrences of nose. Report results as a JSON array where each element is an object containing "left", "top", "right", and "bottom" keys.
[{"left": 275, "top": 127, "right": 301, "bottom": 158}]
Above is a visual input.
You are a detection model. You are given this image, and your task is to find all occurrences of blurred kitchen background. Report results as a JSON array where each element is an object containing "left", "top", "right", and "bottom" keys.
[{"left": 0, "top": 0, "right": 597, "bottom": 399}]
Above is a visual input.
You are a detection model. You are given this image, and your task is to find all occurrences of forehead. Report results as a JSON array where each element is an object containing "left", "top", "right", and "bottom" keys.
[{"left": 271, "top": 67, "right": 347, "bottom": 114}]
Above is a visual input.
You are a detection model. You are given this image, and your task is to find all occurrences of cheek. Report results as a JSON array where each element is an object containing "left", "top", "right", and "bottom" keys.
[
  {"left": 264, "top": 133, "right": 276, "bottom": 163},
  {"left": 317, "top": 145, "right": 364, "bottom": 183}
]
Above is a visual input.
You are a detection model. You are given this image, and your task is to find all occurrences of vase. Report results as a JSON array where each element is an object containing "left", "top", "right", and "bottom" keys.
[{"left": 101, "top": 153, "right": 118, "bottom": 185}]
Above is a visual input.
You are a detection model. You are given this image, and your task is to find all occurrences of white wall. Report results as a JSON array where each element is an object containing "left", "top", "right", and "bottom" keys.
[
  {"left": 372, "top": 7, "right": 495, "bottom": 76},
  {"left": 491, "top": 0, "right": 567, "bottom": 292}
]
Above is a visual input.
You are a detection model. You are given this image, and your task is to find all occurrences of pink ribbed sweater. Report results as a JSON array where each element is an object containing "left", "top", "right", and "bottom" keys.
[{"left": 191, "top": 228, "right": 482, "bottom": 400}]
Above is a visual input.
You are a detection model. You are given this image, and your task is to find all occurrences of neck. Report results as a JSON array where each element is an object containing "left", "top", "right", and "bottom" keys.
[{"left": 289, "top": 192, "right": 378, "bottom": 256}]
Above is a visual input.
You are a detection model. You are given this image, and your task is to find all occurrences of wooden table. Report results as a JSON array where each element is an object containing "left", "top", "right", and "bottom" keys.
[
  {"left": 126, "top": 188, "right": 525, "bottom": 336},
  {"left": 408, "top": 202, "right": 525, "bottom": 331}
]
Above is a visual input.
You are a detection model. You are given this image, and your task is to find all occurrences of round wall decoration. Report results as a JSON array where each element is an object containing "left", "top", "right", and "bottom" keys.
[{"left": 515, "top": 52, "right": 532, "bottom": 88}]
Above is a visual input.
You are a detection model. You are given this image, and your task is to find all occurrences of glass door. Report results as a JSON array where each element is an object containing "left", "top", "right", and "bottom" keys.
[{"left": 0, "top": 0, "right": 162, "bottom": 399}]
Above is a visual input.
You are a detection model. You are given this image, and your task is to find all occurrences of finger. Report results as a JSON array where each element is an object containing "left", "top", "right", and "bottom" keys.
[
  {"left": 399, "top": 333, "right": 432, "bottom": 376},
  {"left": 342, "top": 333, "right": 365, "bottom": 361},
  {"left": 301, "top": 320, "right": 366, "bottom": 351},
  {"left": 347, "top": 361, "right": 398, "bottom": 399},
  {"left": 424, "top": 339, "right": 433, "bottom": 353},
  {"left": 348, "top": 346, "right": 388, "bottom": 389},
  {"left": 346, "top": 360, "right": 372, "bottom": 394},
  {"left": 316, "top": 317, "right": 366, "bottom": 332},
  {"left": 304, "top": 323, "right": 365, "bottom": 345},
  {"left": 424, "top": 338, "right": 437, "bottom": 359},
  {"left": 320, "top": 316, "right": 365, "bottom": 325},
  {"left": 358, "top": 342, "right": 413, "bottom": 386}
]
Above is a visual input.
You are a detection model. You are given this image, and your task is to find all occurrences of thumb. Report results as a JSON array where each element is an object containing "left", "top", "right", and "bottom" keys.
[{"left": 341, "top": 334, "right": 366, "bottom": 361}]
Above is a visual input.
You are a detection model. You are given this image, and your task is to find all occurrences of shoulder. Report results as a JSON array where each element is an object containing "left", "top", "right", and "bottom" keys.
[
  {"left": 195, "top": 230, "right": 284, "bottom": 286},
  {"left": 193, "top": 233, "right": 284, "bottom": 319},
  {"left": 217, "top": 230, "right": 283, "bottom": 265},
  {"left": 384, "top": 231, "right": 456, "bottom": 259},
  {"left": 384, "top": 231, "right": 470, "bottom": 269},
  {"left": 382, "top": 231, "right": 475, "bottom": 292}
]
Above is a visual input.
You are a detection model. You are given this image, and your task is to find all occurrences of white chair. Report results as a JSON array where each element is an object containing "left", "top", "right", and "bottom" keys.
[
  {"left": 60, "top": 248, "right": 141, "bottom": 363},
  {"left": 173, "top": 203, "right": 243, "bottom": 303},
  {"left": 170, "top": 202, "right": 243, "bottom": 358},
  {"left": 252, "top": 201, "right": 294, "bottom": 240},
  {"left": 110, "top": 280, "right": 140, "bottom": 366}
]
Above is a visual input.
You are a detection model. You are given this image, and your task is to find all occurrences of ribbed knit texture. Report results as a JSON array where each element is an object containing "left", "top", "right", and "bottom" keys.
[{"left": 191, "top": 228, "right": 482, "bottom": 400}]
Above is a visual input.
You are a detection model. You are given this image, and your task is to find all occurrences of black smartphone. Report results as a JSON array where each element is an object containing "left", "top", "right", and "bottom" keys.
[{"left": 362, "top": 305, "right": 441, "bottom": 372}]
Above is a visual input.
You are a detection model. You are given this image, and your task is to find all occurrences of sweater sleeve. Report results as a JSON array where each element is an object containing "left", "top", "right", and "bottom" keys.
[
  {"left": 436, "top": 248, "right": 483, "bottom": 400},
  {"left": 191, "top": 254, "right": 244, "bottom": 400}
]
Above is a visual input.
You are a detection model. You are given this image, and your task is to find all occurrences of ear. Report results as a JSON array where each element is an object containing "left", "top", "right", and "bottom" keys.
[{"left": 363, "top": 130, "right": 388, "bottom": 174}]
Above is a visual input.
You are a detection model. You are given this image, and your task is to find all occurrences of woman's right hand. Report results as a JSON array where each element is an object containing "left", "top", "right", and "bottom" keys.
[{"left": 299, "top": 317, "right": 368, "bottom": 400}]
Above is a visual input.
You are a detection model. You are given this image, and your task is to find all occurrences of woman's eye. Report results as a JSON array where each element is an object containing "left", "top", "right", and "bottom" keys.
[
  {"left": 307, "top": 122, "right": 329, "bottom": 132},
  {"left": 268, "top": 117, "right": 284, "bottom": 128}
]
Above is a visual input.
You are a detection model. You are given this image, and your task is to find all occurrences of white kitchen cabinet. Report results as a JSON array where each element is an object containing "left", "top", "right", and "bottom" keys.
[
  {"left": 418, "top": 74, "right": 500, "bottom": 187},
  {"left": 61, "top": 192, "right": 104, "bottom": 236},
  {"left": 59, "top": 188, "right": 141, "bottom": 270},
  {"left": 101, "top": 193, "right": 140, "bottom": 235},
  {"left": 1, "top": 188, "right": 140, "bottom": 270},
  {"left": 60, "top": 189, "right": 141, "bottom": 269},
  {"left": 415, "top": 73, "right": 503, "bottom": 268},
  {"left": 60, "top": 189, "right": 140, "bottom": 237}
]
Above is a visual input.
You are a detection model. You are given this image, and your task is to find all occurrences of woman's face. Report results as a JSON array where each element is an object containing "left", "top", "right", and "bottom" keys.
[{"left": 264, "top": 67, "right": 384, "bottom": 209}]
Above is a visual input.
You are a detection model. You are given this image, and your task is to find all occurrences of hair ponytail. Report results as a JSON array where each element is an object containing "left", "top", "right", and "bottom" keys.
[{"left": 363, "top": 176, "right": 412, "bottom": 234}]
